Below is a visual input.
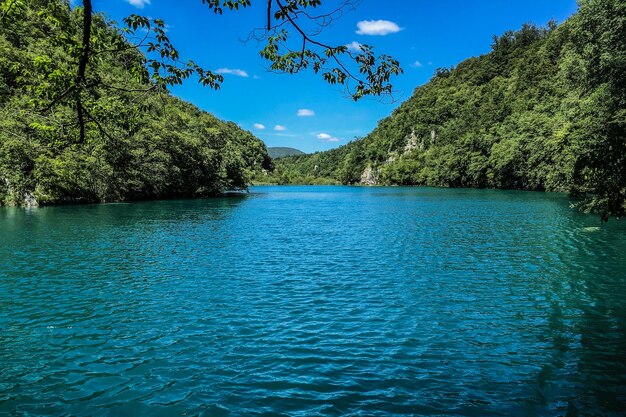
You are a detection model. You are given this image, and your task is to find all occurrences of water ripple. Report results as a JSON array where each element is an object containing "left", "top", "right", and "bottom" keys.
[{"left": 1, "top": 186, "right": 626, "bottom": 416}]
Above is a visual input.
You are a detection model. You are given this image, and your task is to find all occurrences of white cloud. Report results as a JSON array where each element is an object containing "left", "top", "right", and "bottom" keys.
[
  {"left": 411, "top": 60, "right": 423, "bottom": 68},
  {"left": 274, "top": 125, "right": 287, "bottom": 131},
  {"left": 253, "top": 123, "right": 266, "bottom": 130},
  {"left": 356, "top": 20, "right": 401, "bottom": 36},
  {"left": 345, "top": 41, "right": 363, "bottom": 52},
  {"left": 215, "top": 68, "right": 249, "bottom": 77},
  {"left": 317, "top": 133, "right": 340, "bottom": 142},
  {"left": 126, "top": 0, "right": 151, "bottom": 8},
  {"left": 297, "top": 109, "right": 315, "bottom": 117}
]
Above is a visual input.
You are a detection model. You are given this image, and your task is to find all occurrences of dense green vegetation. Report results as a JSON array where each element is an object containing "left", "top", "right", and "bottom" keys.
[
  {"left": 0, "top": 0, "right": 271, "bottom": 206},
  {"left": 267, "top": 147, "right": 305, "bottom": 159},
  {"left": 277, "top": 0, "right": 626, "bottom": 219}
]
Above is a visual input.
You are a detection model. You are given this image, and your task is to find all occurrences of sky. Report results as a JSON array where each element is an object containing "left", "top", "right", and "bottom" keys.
[{"left": 91, "top": 0, "right": 579, "bottom": 153}]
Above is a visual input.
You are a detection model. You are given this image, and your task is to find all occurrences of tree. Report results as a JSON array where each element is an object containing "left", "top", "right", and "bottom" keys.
[
  {"left": 1, "top": 0, "right": 402, "bottom": 145},
  {"left": 569, "top": 0, "right": 626, "bottom": 221},
  {"left": 271, "top": 0, "right": 626, "bottom": 219},
  {"left": 0, "top": 0, "right": 273, "bottom": 204}
]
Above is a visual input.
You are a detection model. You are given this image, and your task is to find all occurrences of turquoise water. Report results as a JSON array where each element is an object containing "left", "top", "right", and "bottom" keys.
[{"left": 1, "top": 186, "right": 626, "bottom": 416}]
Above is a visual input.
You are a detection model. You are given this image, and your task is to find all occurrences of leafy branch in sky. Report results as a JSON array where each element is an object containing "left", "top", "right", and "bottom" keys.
[
  {"left": 15, "top": 0, "right": 402, "bottom": 143},
  {"left": 201, "top": 0, "right": 403, "bottom": 100}
]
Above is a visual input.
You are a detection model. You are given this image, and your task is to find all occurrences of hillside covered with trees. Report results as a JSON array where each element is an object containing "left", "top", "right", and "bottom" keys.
[
  {"left": 0, "top": 0, "right": 272, "bottom": 206},
  {"left": 274, "top": 0, "right": 625, "bottom": 219}
]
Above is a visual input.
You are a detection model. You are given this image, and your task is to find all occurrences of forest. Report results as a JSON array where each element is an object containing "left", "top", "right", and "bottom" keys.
[
  {"left": 1, "top": 0, "right": 624, "bottom": 219},
  {"left": 269, "top": 0, "right": 625, "bottom": 219},
  {"left": 0, "top": 0, "right": 272, "bottom": 206}
]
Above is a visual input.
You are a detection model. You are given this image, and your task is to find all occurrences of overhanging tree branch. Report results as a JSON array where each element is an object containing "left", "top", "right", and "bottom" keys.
[
  {"left": 75, "top": 0, "right": 92, "bottom": 143},
  {"left": 39, "top": 0, "right": 402, "bottom": 147}
]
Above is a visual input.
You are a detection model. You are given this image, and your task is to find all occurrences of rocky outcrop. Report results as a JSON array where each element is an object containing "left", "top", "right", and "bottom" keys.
[
  {"left": 359, "top": 130, "right": 437, "bottom": 186},
  {"left": 360, "top": 165, "right": 379, "bottom": 185},
  {"left": 405, "top": 131, "right": 420, "bottom": 153},
  {"left": 23, "top": 192, "right": 38, "bottom": 207},
  {"left": 0, "top": 179, "right": 39, "bottom": 207}
]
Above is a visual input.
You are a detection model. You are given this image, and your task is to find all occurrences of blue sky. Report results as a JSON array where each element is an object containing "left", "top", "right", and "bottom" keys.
[{"left": 92, "top": 0, "right": 579, "bottom": 153}]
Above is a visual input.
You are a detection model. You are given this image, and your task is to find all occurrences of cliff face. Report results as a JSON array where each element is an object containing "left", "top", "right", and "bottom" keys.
[
  {"left": 360, "top": 166, "right": 379, "bottom": 186},
  {"left": 356, "top": 130, "right": 438, "bottom": 186}
]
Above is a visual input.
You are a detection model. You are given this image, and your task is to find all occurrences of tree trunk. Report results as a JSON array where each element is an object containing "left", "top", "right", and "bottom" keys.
[{"left": 76, "top": 0, "right": 92, "bottom": 143}]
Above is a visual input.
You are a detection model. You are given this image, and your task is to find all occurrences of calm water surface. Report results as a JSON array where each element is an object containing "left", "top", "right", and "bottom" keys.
[{"left": 1, "top": 186, "right": 626, "bottom": 416}]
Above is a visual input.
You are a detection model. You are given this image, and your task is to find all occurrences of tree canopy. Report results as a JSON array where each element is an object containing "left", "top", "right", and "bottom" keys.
[
  {"left": 270, "top": 0, "right": 626, "bottom": 220},
  {"left": 0, "top": 0, "right": 271, "bottom": 205}
]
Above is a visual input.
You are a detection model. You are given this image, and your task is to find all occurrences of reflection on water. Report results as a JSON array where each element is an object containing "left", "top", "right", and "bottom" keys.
[{"left": 1, "top": 186, "right": 625, "bottom": 416}]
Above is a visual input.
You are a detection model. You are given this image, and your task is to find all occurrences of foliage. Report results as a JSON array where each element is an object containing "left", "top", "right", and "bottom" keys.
[
  {"left": 0, "top": 0, "right": 270, "bottom": 205},
  {"left": 202, "top": 0, "right": 403, "bottom": 100},
  {"left": 279, "top": 0, "right": 626, "bottom": 219}
]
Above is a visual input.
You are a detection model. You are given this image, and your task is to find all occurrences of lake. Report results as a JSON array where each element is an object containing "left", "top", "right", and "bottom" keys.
[{"left": 1, "top": 186, "right": 625, "bottom": 416}]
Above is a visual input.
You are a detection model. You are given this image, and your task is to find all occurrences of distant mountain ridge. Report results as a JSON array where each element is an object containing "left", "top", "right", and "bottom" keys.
[{"left": 268, "top": 147, "right": 305, "bottom": 159}]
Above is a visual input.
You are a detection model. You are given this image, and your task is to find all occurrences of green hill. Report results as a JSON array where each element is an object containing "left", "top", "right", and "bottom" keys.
[
  {"left": 267, "top": 147, "right": 305, "bottom": 159},
  {"left": 0, "top": 0, "right": 270, "bottom": 206},
  {"left": 275, "top": 0, "right": 625, "bottom": 218}
]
